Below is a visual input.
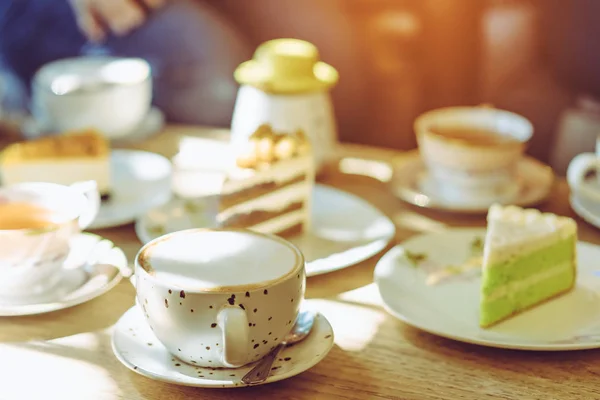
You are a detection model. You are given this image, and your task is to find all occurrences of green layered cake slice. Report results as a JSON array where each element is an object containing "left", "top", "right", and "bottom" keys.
[{"left": 479, "top": 204, "right": 577, "bottom": 328}]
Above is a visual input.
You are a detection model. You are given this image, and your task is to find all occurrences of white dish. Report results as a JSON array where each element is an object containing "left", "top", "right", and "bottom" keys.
[
  {"left": 135, "top": 184, "right": 396, "bottom": 277},
  {"left": 111, "top": 305, "right": 334, "bottom": 387},
  {"left": 21, "top": 107, "right": 164, "bottom": 143},
  {"left": 391, "top": 151, "right": 554, "bottom": 213},
  {"left": 90, "top": 149, "right": 172, "bottom": 229},
  {"left": 0, "top": 233, "right": 126, "bottom": 316},
  {"left": 570, "top": 186, "right": 600, "bottom": 230},
  {"left": 374, "top": 228, "right": 600, "bottom": 351}
]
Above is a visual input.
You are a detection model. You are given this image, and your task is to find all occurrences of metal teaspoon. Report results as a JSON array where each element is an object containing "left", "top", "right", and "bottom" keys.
[{"left": 242, "top": 310, "right": 316, "bottom": 384}]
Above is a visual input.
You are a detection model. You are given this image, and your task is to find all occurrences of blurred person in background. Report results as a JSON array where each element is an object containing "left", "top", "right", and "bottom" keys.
[{"left": 0, "top": 0, "right": 364, "bottom": 135}]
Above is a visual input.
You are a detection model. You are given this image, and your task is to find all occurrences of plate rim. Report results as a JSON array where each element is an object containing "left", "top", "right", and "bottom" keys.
[
  {"left": 374, "top": 227, "right": 600, "bottom": 351},
  {"left": 134, "top": 183, "right": 396, "bottom": 277},
  {"left": 111, "top": 305, "right": 335, "bottom": 388},
  {"left": 90, "top": 148, "right": 173, "bottom": 230}
]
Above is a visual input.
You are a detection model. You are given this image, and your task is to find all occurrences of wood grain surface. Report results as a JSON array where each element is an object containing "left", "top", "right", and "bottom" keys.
[{"left": 1, "top": 126, "right": 599, "bottom": 400}]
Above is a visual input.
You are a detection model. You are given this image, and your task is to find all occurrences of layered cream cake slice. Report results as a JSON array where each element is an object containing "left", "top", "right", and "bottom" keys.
[
  {"left": 217, "top": 124, "right": 315, "bottom": 236},
  {"left": 0, "top": 129, "right": 111, "bottom": 197},
  {"left": 479, "top": 204, "right": 577, "bottom": 328}
]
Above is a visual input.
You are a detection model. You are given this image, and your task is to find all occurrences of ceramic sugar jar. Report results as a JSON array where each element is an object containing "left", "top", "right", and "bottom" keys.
[{"left": 231, "top": 38, "right": 339, "bottom": 172}]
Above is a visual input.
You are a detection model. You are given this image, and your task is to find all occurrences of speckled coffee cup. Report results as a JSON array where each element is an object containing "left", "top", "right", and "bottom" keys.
[{"left": 134, "top": 228, "right": 306, "bottom": 368}]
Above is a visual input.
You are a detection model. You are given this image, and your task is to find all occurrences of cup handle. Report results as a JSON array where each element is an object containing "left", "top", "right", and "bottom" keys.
[
  {"left": 70, "top": 180, "right": 101, "bottom": 230},
  {"left": 567, "top": 153, "right": 600, "bottom": 202},
  {"left": 217, "top": 306, "right": 250, "bottom": 368}
]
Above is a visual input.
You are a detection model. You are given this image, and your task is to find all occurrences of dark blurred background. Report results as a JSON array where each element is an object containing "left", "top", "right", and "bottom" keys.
[{"left": 1, "top": 0, "right": 599, "bottom": 175}]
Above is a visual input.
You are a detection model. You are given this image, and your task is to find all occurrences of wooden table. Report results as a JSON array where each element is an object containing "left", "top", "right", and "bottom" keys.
[{"left": 1, "top": 126, "right": 600, "bottom": 400}]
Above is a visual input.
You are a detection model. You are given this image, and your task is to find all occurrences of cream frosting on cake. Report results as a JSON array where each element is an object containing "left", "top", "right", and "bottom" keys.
[
  {"left": 0, "top": 129, "right": 111, "bottom": 195},
  {"left": 479, "top": 204, "right": 577, "bottom": 328},
  {"left": 217, "top": 124, "right": 314, "bottom": 236}
]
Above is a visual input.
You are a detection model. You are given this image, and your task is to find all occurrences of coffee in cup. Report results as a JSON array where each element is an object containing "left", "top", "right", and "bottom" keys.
[
  {"left": 567, "top": 136, "right": 600, "bottom": 202},
  {"left": 135, "top": 228, "right": 306, "bottom": 368},
  {"left": 0, "top": 181, "right": 100, "bottom": 298},
  {"left": 415, "top": 106, "right": 533, "bottom": 204}
]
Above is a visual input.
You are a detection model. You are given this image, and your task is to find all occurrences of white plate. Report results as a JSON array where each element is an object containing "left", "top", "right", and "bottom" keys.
[
  {"left": 111, "top": 305, "right": 334, "bottom": 388},
  {"left": 374, "top": 228, "right": 600, "bottom": 351},
  {"left": 90, "top": 149, "right": 173, "bottom": 229},
  {"left": 0, "top": 233, "right": 126, "bottom": 316},
  {"left": 391, "top": 151, "right": 554, "bottom": 213},
  {"left": 135, "top": 184, "right": 396, "bottom": 277}
]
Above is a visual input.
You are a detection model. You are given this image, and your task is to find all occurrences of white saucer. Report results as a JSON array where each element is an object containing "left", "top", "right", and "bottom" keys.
[
  {"left": 21, "top": 107, "right": 165, "bottom": 143},
  {"left": 135, "top": 184, "right": 396, "bottom": 276},
  {"left": 570, "top": 191, "right": 600, "bottom": 230},
  {"left": 90, "top": 149, "right": 173, "bottom": 229},
  {"left": 391, "top": 151, "right": 554, "bottom": 213},
  {"left": 374, "top": 228, "right": 600, "bottom": 351},
  {"left": 0, "top": 233, "right": 126, "bottom": 316},
  {"left": 111, "top": 305, "right": 334, "bottom": 387}
]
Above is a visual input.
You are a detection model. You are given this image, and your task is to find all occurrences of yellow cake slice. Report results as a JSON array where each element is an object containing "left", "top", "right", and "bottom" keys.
[
  {"left": 479, "top": 204, "right": 577, "bottom": 328},
  {"left": 217, "top": 124, "right": 315, "bottom": 237},
  {"left": 0, "top": 129, "right": 111, "bottom": 196}
]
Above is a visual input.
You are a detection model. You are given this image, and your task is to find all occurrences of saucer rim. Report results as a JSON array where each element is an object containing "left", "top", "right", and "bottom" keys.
[
  {"left": 0, "top": 233, "right": 125, "bottom": 317},
  {"left": 111, "top": 305, "right": 335, "bottom": 388},
  {"left": 570, "top": 194, "right": 600, "bottom": 229},
  {"left": 391, "top": 151, "right": 554, "bottom": 214}
]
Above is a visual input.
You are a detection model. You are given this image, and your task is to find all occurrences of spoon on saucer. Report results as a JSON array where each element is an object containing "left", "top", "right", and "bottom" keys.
[{"left": 242, "top": 309, "right": 316, "bottom": 384}]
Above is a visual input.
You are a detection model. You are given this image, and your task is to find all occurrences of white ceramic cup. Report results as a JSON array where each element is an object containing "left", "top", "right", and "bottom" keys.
[
  {"left": 31, "top": 56, "right": 152, "bottom": 139},
  {"left": 134, "top": 228, "right": 306, "bottom": 368},
  {"left": 567, "top": 136, "right": 600, "bottom": 202},
  {"left": 415, "top": 106, "right": 533, "bottom": 204},
  {"left": 0, "top": 181, "right": 100, "bottom": 298}
]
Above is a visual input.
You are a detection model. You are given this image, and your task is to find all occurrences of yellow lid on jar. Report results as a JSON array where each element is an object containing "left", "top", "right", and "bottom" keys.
[{"left": 234, "top": 38, "right": 339, "bottom": 95}]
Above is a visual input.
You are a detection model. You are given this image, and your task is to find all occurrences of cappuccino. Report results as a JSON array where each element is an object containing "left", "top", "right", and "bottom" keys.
[{"left": 138, "top": 229, "right": 302, "bottom": 292}]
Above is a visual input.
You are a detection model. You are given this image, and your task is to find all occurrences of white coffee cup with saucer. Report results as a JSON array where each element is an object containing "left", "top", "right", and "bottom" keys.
[
  {"left": 414, "top": 105, "right": 533, "bottom": 207},
  {"left": 567, "top": 136, "right": 600, "bottom": 227},
  {"left": 0, "top": 181, "right": 100, "bottom": 299},
  {"left": 134, "top": 228, "right": 306, "bottom": 368},
  {"left": 30, "top": 56, "right": 154, "bottom": 140}
]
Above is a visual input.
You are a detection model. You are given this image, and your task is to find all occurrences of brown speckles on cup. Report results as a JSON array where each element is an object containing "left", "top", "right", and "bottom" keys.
[
  {"left": 164, "top": 299, "right": 169, "bottom": 308},
  {"left": 264, "top": 289, "right": 268, "bottom": 295},
  {"left": 174, "top": 363, "right": 181, "bottom": 367},
  {"left": 253, "top": 308, "right": 258, "bottom": 313},
  {"left": 262, "top": 340, "right": 268, "bottom": 345},
  {"left": 239, "top": 304, "right": 245, "bottom": 310},
  {"left": 284, "top": 357, "right": 291, "bottom": 361},
  {"left": 268, "top": 332, "right": 272, "bottom": 335},
  {"left": 245, "top": 291, "right": 250, "bottom": 297},
  {"left": 191, "top": 309, "right": 194, "bottom": 313},
  {"left": 168, "top": 289, "right": 172, "bottom": 294},
  {"left": 227, "top": 295, "right": 235, "bottom": 305},
  {"left": 324, "top": 334, "right": 332, "bottom": 339},
  {"left": 211, "top": 323, "right": 217, "bottom": 328},
  {"left": 268, "top": 316, "right": 272, "bottom": 321},
  {"left": 180, "top": 290, "right": 186, "bottom": 299},
  {"left": 229, "top": 374, "right": 236, "bottom": 377},
  {"left": 291, "top": 298, "right": 294, "bottom": 302},
  {"left": 206, "top": 346, "right": 211, "bottom": 350},
  {"left": 209, "top": 305, "right": 213, "bottom": 309},
  {"left": 147, "top": 343, "right": 153, "bottom": 346},
  {"left": 253, "top": 344, "right": 259, "bottom": 349},
  {"left": 178, "top": 348, "right": 181, "bottom": 352},
  {"left": 248, "top": 322, "right": 252, "bottom": 327},
  {"left": 271, "top": 366, "right": 280, "bottom": 371}
]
